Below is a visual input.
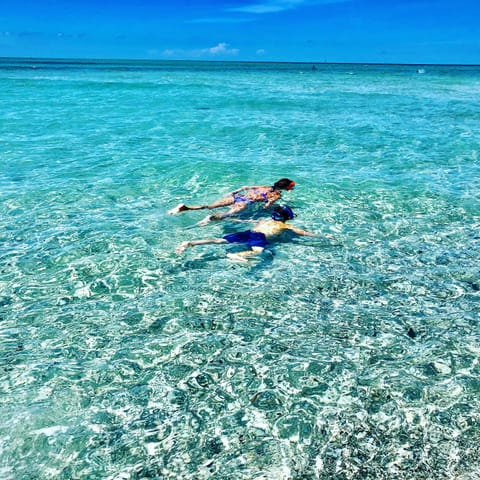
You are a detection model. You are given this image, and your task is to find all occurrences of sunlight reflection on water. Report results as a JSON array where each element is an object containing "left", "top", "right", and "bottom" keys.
[{"left": 1, "top": 59, "right": 480, "bottom": 479}]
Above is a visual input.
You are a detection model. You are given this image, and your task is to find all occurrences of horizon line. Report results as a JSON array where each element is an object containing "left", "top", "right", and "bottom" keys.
[{"left": 1, "top": 56, "right": 479, "bottom": 68}]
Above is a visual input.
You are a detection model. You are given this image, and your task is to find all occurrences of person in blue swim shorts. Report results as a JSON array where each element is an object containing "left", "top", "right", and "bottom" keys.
[
  {"left": 176, "top": 205, "right": 324, "bottom": 262},
  {"left": 168, "top": 178, "right": 295, "bottom": 225}
]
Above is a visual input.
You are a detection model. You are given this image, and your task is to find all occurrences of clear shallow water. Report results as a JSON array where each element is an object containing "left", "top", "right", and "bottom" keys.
[{"left": 1, "top": 58, "right": 480, "bottom": 479}]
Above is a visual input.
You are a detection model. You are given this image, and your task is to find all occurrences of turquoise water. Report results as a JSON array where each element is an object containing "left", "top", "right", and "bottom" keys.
[{"left": 1, "top": 58, "right": 479, "bottom": 479}]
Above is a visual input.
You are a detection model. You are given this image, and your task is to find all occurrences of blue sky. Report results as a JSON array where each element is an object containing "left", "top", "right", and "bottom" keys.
[{"left": 1, "top": 0, "right": 479, "bottom": 64}]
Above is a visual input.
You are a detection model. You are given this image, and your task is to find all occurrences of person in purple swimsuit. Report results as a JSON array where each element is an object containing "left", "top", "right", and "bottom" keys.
[
  {"left": 168, "top": 178, "right": 295, "bottom": 225},
  {"left": 176, "top": 205, "right": 322, "bottom": 262}
]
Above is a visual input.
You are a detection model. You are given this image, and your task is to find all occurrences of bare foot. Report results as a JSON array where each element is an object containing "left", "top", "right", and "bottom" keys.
[
  {"left": 226, "top": 253, "right": 249, "bottom": 263},
  {"left": 197, "top": 215, "right": 213, "bottom": 226},
  {"left": 176, "top": 241, "right": 190, "bottom": 254},
  {"left": 168, "top": 204, "right": 188, "bottom": 215}
]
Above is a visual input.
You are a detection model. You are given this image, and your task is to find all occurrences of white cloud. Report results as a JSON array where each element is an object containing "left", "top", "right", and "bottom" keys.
[
  {"left": 161, "top": 43, "right": 239, "bottom": 58},
  {"left": 228, "top": 0, "right": 348, "bottom": 14},
  {"left": 256, "top": 49, "right": 266, "bottom": 55},
  {"left": 204, "top": 42, "right": 239, "bottom": 55},
  {"left": 228, "top": 0, "right": 305, "bottom": 13}
]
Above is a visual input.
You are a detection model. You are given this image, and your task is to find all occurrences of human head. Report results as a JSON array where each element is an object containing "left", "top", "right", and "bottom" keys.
[
  {"left": 272, "top": 205, "right": 295, "bottom": 222},
  {"left": 273, "top": 178, "right": 295, "bottom": 191}
]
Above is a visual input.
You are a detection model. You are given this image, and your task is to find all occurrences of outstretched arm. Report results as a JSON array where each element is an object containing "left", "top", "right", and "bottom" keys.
[
  {"left": 263, "top": 189, "right": 282, "bottom": 209},
  {"left": 287, "top": 225, "right": 320, "bottom": 237},
  {"left": 288, "top": 225, "right": 335, "bottom": 239},
  {"left": 264, "top": 197, "right": 278, "bottom": 208}
]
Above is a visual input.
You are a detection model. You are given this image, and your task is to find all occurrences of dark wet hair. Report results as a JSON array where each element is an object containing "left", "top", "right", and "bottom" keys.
[
  {"left": 273, "top": 178, "right": 295, "bottom": 190},
  {"left": 272, "top": 205, "right": 295, "bottom": 221}
]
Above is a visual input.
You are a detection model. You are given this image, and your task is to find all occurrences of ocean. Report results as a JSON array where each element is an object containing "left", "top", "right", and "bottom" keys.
[{"left": 0, "top": 57, "right": 479, "bottom": 479}]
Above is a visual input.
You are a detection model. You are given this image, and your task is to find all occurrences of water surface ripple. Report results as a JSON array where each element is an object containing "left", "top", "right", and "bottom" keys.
[{"left": 1, "top": 59, "right": 480, "bottom": 479}]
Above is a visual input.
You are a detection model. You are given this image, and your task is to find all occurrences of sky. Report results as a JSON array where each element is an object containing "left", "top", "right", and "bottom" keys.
[{"left": 0, "top": 0, "right": 479, "bottom": 64}]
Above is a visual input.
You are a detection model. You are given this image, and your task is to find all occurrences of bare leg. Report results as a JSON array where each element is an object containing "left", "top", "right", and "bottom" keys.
[
  {"left": 168, "top": 203, "right": 207, "bottom": 215},
  {"left": 176, "top": 238, "right": 227, "bottom": 254},
  {"left": 197, "top": 202, "right": 248, "bottom": 226},
  {"left": 226, "top": 246, "right": 264, "bottom": 262},
  {"left": 206, "top": 196, "right": 235, "bottom": 209},
  {"left": 168, "top": 195, "right": 234, "bottom": 215}
]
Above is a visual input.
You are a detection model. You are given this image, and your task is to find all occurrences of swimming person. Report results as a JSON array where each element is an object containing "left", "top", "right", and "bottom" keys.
[
  {"left": 168, "top": 178, "right": 295, "bottom": 225},
  {"left": 175, "top": 205, "right": 322, "bottom": 262}
]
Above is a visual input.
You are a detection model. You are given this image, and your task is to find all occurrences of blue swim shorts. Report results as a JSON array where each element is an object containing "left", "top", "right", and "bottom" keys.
[{"left": 223, "top": 230, "right": 267, "bottom": 248}]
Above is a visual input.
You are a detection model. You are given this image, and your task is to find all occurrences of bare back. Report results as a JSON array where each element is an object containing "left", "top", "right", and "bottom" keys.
[
  {"left": 252, "top": 219, "right": 291, "bottom": 238},
  {"left": 239, "top": 186, "right": 278, "bottom": 203}
]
